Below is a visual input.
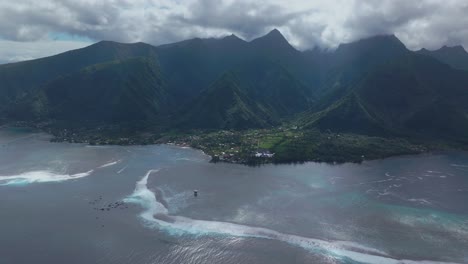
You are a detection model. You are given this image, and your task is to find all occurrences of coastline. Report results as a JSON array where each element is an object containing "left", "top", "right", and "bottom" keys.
[
  {"left": 32, "top": 129, "right": 430, "bottom": 166},
  {"left": 2, "top": 122, "right": 464, "bottom": 166}
]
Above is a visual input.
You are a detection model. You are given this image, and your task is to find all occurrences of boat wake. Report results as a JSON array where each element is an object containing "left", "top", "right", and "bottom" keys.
[{"left": 125, "top": 170, "right": 462, "bottom": 264}]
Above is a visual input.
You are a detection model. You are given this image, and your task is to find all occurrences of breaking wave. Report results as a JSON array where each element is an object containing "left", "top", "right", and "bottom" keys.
[
  {"left": 125, "top": 170, "right": 462, "bottom": 264},
  {"left": 0, "top": 160, "right": 122, "bottom": 186},
  {"left": 0, "top": 170, "right": 94, "bottom": 186}
]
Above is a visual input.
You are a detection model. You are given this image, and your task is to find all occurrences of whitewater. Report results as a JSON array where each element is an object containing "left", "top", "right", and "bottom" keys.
[
  {"left": 125, "top": 170, "right": 463, "bottom": 264},
  {"left": 0, "top": 159, "right": 120, "bottom": 186}
]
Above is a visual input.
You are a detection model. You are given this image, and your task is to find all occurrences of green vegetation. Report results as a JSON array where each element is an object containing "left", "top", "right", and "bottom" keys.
[
  {"left": 6, "top": 57, "right": 171, "bottom": 122},
  {"left": 176, "top": 72, "right": 275, "bottom": 129},
  {"left": 300, "top": 51, "right": 468, "bottom": 140},
  {"left": 39, "top": 122, "right": 444, "bottom": 165},
  {"left": 0, "top": 41, "right": 157, "bottom": 108},
  {"left": 1, "top": 30, "right": 468, "bottom": 165}
]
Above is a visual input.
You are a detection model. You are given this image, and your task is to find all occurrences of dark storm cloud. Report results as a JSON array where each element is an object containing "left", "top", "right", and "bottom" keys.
[
  {"left": 173, "top": 0, "right": 312, "bottom": 40},
  {"left": 0, "top": 0, "right": 138, "bottom": 42},
  {"left": 343, "top": 1, "right": 432, "bottom": 39},
  {"left": 0, "top": 4, "right": 51, "bottom": 41},
  {"left": 340, "top": 0, "right": 468, "bottom": 49}
]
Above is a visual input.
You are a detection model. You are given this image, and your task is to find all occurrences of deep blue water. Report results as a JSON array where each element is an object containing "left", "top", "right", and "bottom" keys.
[{"left": 0, "top": 128, "right": 467, "bottom": 264}]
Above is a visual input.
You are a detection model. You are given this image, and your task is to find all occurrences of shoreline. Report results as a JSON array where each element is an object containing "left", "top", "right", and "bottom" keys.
[
  {"left": 1, "top": 123, "right": 462, "bottom": 166},
  {"left": 47, "top": 132, "right": 426, "bottom": 166}
]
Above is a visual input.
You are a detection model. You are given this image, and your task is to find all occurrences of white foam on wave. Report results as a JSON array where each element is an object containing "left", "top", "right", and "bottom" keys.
[
  {"left": 0, "top": 169, "right": 94, "bottom": 186},
  {"left": 98, "top": 160, "right": 121, "bottom": 168},
  {"left": 450, "top": 164, "right": 468, "bottom": 168},
  {"left": 0, "top": 158, "right": 125, "bottom": 186},
  {"left": 176, "top": 157, "right": 202, "bottom": 162},
  {"left": 85, "top": 145, "right": 112, "bottom": 148},
  {"left": 125, "top": 170, "right": 168, "bottom": 217},
  {"left": 125, "top": 170, "right": 462, "bottom": 264},
  {"left": 407, "top": 198, "right": 432, "bottom": 205}
]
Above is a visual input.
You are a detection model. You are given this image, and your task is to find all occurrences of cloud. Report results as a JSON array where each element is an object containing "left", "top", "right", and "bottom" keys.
[
  {"left": 173, "top": 0, "right": 312, "bottom": 40},
  {"left": 1, "top": 0, "right": 468, "bottom": 62},
  {"left": 340, "top": 0, "right": 468, "bottom": 50}
]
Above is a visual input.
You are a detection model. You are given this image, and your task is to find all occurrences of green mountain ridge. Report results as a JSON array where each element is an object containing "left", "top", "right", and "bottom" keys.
[
  {"left": 232, "top": 58, "right": 314, "bottom": 118},
  {"left": 299, "top": 93, "right": 388, "bottom": 136},
  {"left": 177, "top": 73, "right": 274, "bottom": 129},
  {"left": 8, "top": 57, "right": 170, "bottom": 122},
  {"left": 0, "top": 29, "right": 467, "bottom": 144},
  {"left": 417, "top": 45, "right": 468, "bottom": 71},
  {"left": 311, "top": 35, "right": 410, "bottom": 110},
  {"left": 0, "top": 41, "right": 158, "bottom": 109},
  {"left": 155, "top": 29, "right": 315, "bottom": 104},
  {"left": 303, "top": 52, "right": 468, "bottom": 139}
]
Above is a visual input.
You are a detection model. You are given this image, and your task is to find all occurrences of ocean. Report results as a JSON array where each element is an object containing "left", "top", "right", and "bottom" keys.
[{"left": 1, "top": 127, "right": 467, "bottom": 264}]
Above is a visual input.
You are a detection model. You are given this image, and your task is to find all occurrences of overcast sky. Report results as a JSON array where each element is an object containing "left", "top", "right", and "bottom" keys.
[{"left": 1, "top": 0, "right": 467, "bottom": 63}]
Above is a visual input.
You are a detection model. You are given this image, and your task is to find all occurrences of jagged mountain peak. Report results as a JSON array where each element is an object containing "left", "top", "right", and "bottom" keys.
[
  {"left": 265, "top": 28, "right": 283, "bottom": 37},
  {"left": 439, "top": 45, "right": 467, "bottom": 53},
  {"left": 250, "top": 28, "right": 296, "bottom": 51},
  {"left": 223, "top": 33, "right": 244, "bottom": 41},
  {"left": 417, "top": 44, "right": 468, "bottom": 70},
  {"left": 252, "top": 28, "right": 285, "bottom": 42},
  {"left": 336, "top": 34, "right": 407, "bottom": 53}
]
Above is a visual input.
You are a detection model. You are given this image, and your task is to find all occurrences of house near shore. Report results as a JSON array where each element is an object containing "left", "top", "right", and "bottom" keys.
[{"left": 254, "top": 150, "right": 275, "bottom": 158}]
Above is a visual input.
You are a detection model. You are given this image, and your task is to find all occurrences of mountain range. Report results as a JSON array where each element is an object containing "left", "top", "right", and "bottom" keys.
[{"left": 1, "top": 29, "right": 468, "bottom": 142}]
